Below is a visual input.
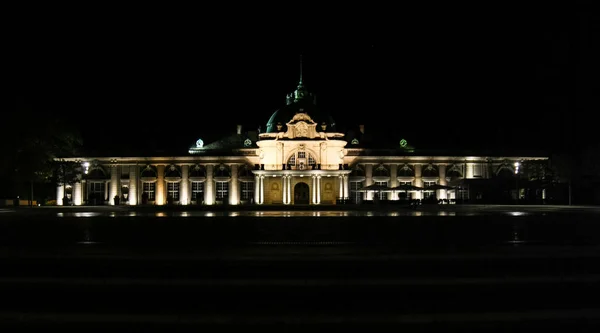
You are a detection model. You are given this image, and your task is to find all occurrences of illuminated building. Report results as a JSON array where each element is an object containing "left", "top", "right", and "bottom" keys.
[{"left": 56, "top": 68, "right": 548, "bottom": 206}]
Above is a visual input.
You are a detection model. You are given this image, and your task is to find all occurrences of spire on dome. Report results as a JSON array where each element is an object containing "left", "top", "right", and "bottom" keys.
[{"left": 292, "top": 54, "right": 309, "bottom": 103}]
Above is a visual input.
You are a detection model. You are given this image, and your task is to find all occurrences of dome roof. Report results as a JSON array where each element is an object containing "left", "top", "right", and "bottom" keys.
[{"left": 265, "top": 80, "right": 336, "bottom": 133}]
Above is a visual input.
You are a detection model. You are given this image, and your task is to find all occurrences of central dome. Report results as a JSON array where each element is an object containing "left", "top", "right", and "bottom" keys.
[{"left": 265, "top": 79, "right": 336, "bottom": 133}]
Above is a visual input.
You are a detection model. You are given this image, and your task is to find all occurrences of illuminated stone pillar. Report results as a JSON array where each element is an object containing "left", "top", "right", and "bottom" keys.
[
  {"left": 312, "top": 175, "right": 317, "bottom": 204},
  {"left": 229, "top": 164, "right": 238, "bottom": 205},
  {"left": 259, "top": 175, "right": 264, "bottom": 204},
  {"left": 156, "top": 165, "right": 165, "bottom": 205},
  {"left": 56, "top": 185, "right": 64, "bottom": 206},
  {"left": 338, "top": 175, "right": 343, "bottom": 200},
  {"left": 129, "top": 165, "right": 138, "bottom": 205},
  {"left": 414, "top": 164, "right": 423, "bottom": 200},
  {"left": 287, "top": 176, "right": 291, "bottom": 204},
  {"left": 204, "top": 164, "right": 214, "bottom": 205},
  {"left": 254, "top": 174, "right": 260, "bottom": 204},
  {"left": 438, "top": 164, "right": 447, "bottom": 200},
  {"left": 282, "top": 175, "right": 288, "bottom": 204},
  {"left": 81, "top": 179, "right": 87, "bottom": 204},
  {"left": 466, "top": 163, "right": 474, "bottom": 179},
  {"left": 390, "top": 164, "right": 398, "bottom": 200},
  {"left": 343, "top": 175, "right": 349, "bottom": 200},
  {"left": 316, "top": 175, "right": 321, "bottom": 204},
  {"left": 180, "top": 165, "right": 189, "bottom": 205},
  {"left": 109, "top": 165, "right": 120, "bottom": 205},
  {"left": 365, "top": 164, "right": 373, "bottom": 201},
  {"left": 73, "top": 176, "right": 82, "bottom": 206}
]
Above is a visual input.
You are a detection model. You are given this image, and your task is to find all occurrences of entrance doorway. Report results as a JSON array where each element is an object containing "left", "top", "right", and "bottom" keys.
[{"left": 294, "top": 182, "right": 310, "bottom": 204}]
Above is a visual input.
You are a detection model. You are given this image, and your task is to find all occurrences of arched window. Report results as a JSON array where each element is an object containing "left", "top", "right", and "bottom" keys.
[
  {"left": 140, "top": 165, "right": 157, "bottom": 178},
  {"left": 165, "top": 165, "right": 181, "bottom": 178},
  {"left": 373, "top": 164, "right": 389, "bottom": 177},
  {"left": 398, "top": 165, "right": 414, "bottom": 177},
  {"left": 422, "top": 164, "right": 438, "bottom": 177},
  {"left": 214, "top": 164, "right": 231, "bottom": 177},
  {"left": 446, "top": 164, "right": 462, "bottom": 179},
  {"left": 189, "top": 165, "right": 206, "bottom": 178},
  {"left": 287, "top": 150, "right": 317, "bottom": 170},
  {"left": 350, "top": 165, "right": 365, "bottom": 177}
]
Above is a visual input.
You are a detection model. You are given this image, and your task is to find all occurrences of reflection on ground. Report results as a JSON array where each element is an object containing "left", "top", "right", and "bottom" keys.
[{"left": 3, "top": 204, "right": 600, "bottom": 218}]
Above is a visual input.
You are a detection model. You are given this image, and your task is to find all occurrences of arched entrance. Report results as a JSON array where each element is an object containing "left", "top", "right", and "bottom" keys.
[{"left": 294, "top": 182, "right": 310, "bottom": 205}]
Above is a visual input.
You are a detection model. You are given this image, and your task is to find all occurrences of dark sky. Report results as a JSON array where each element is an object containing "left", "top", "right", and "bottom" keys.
[{"left": 10, "top": 7, "right": 598, "bottom": 156}]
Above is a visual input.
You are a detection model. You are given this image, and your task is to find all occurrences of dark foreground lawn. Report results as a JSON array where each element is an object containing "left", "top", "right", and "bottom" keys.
[{"left": 1, "top": 211, "right": 600, "bottom": 332}]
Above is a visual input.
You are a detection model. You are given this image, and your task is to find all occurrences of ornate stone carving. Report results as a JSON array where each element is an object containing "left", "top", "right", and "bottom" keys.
[
  {"left": 291, "top": 113, "right": 315, "bottom": 123},
  {"left": 295, "top": 122, "right": 309, "bottom": 137}
]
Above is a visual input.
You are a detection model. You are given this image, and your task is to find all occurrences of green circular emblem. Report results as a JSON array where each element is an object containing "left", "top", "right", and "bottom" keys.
[{"left": 399, "top": 139, "right": 407, "bottom": 147}]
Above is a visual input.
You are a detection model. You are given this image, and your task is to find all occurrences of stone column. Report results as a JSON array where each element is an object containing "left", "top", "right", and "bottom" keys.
[
  {"left": 466, "top": 163, "right": 474, "bottom": 179},
  {"left": 56, "top": 185, "right": 64, "bottom": 206},
  {"left": 438, "top": 164, "right": 447, "bottom": 200},
  {"left": 338, "top": 175, "right": 343, "bottom": 200},
  {"left": 129, "top": 165, "right": 138, "bottom": 205},
  {"left": 343, "top": 175, "right": 349, "bottom": 200},
  {"left": 312, "top": 175, "right": 317, "bottom": 204},
  {"left": 229, "top": 164, "right": 238, "bottom": 205},
  {"left": 156, "top": 165, "right": 165, "bottom": 205},
  {"left": 287, "top": 176, "right": 291, "bottom": 204},
  {"left": 109, "top": 165, "right": 120, "bottom": 205},
  {"left": 282, "top": 175, "right": 288, "bottom": 204},
  {"left": 259, "top": 175, "right": 264, "bottom": 204},
  {"left": 254, "top": 174, "right": 260, "bottom": 204},
  {"left": 365, "top": 164, "right": 373, "bottom": 201},
  {"left": 81, "top": 179, "right": 87, "bottom": 205},
  {"left": 204, "top": 164, "right": 214, "bottom": 205},
  {"left": 390, "top": 164, "right": 398, "bottom": 200},
  {"left": 73, "top": 175, "right": 82, "bottom": 206},
  {"left": 316, "top": 175, "right": 321, "bottom": 204},
  {"left": 180, "top": 165, "right": 189, "bottom": 205},
  {"left": 414, "top": 164, "right": 423, "bottom": 200}
]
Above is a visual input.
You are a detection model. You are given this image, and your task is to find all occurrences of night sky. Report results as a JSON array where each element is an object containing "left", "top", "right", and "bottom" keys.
[{"left": 10, "top": 8, "right": 598, "bottom": 156}]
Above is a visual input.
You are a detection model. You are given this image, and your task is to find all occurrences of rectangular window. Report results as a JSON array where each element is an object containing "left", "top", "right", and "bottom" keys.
[
  {"left": 167, "top": 182, "right": 180, "bottom": 200},
  {"left": 376, "top": 181, "right": 388, "bottom": 200},
  {"left": 298, "top": 152, "right": 306, "bottom": 158},
  {"left": 89, "top": 181, "right": 105, "bottom": 202},
  {"left": 143, "top": 182, "right": 155, "bottom": 200},
  {"left": 216, "top": 181, "right": 229, "bottom": 200},
  {"left": 423, "top": 181, "right": 436, "bottom": 199},
  {"left": 350, "top": 181, "right": 363, "bottom": 203},
  {"left": 191, "top": 181, "right": 204, "bottom": 201},
  {"left": 241, "top": 181, "right": 254, "bottom": 200},
  {"left": 90, "top": 182, "right": 105, "bottom": 195},
  {"left": 398, "top": 181, "right": 412, "bottom": 200}
]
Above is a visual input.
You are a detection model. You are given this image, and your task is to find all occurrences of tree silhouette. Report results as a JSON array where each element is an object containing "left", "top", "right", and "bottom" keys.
[{"left": 0, "top": 97, "right": 82, "bottom": 203}]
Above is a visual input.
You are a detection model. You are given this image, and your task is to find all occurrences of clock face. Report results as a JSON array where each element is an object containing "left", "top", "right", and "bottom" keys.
[
  {"left": 400, "top": 139, "right": 407, "bottom": 147},
  {"left": 196, "top": 139, "right": 204, "bottom": 148},
  {"left": 244, "top": 138, "right": 252, "bottom": 147}
]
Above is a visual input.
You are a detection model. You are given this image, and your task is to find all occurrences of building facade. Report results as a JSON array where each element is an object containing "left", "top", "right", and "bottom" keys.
[{"left": 56, "top": 75, "right": 548, "bottom": 206}]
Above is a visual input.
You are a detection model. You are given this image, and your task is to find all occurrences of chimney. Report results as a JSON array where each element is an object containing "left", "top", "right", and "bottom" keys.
[
  {"left": 359, "top": 124, "right": 365, "bottom": 134},
  {"left": 236, "top": 125, "right": 242, "bottom": 135}
]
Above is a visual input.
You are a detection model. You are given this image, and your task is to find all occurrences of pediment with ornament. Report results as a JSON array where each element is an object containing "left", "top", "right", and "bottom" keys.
[{"left": 285, "top": 113, "right": 318, "bottom": 138}]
